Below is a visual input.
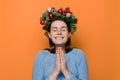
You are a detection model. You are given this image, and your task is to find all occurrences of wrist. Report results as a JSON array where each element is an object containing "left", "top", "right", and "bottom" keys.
[
  {"left": 54, "top": 68, "right": 60, "bottom": 76},
  {"left": 62, "top": 69, "right": 70, "bottom": 79},
  {"left": 50, "top": 69, "right": 59, "bottom": 80}
]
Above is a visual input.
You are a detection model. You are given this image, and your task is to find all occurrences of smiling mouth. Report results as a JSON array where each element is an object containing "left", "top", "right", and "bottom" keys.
[{"left": 55, "top": 37, "right": 64, "bottom": 40}]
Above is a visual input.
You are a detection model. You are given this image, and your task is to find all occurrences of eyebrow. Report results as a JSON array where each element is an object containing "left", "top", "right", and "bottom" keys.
[
  {"left": 52, "top": 26, "right": 67, "bottom": 29},
  {"left": 52, "top": 27, "right": 57, "bottom": 29}
]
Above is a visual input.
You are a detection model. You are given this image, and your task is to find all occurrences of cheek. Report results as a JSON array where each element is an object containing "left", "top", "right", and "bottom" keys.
[
  {"left": 50, "top": 32, "right": 56, "bottom": 36},
  {"left": 63, "top": 32, "right": 69, "bottom": 37}
]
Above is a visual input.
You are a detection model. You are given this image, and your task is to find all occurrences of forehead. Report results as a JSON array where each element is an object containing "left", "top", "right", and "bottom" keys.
[{"left": 51, "top": 20, "right": 67, "bottom": 29}]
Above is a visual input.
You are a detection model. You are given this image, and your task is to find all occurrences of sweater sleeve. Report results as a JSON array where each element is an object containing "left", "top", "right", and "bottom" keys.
[
  {"left": 32, "top": 51, "right": 49, "bottom": 80},
  {"left": 64, "top": 50, "right": 88, "bottom": 80}
]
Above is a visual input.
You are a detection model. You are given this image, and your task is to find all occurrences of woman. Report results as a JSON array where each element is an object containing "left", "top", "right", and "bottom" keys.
[{"left": 32, "top": 7, "right": 88, "bottom": 80}]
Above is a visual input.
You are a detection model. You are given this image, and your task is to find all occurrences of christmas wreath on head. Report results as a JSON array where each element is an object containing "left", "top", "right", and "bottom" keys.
[{"left": 40, "top": 7, "right": 78, "bottom": 36}]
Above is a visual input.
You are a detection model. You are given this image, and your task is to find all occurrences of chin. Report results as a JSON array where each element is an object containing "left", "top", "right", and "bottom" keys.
[
  {"left": 55, "top": 42, "right": 66, "bottom": 45},
  {"left": 52, "top": 39, "right": 67, "bottom": 45}
]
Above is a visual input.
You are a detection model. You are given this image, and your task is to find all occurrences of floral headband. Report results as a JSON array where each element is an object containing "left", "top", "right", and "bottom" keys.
[{"left": 40, "top": 7, "right": 77, "bottom": 36}]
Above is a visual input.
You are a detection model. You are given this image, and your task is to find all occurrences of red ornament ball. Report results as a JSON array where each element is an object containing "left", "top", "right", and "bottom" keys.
[
  {"left": 58, "top": 9, "right": 63, "bottom": 14},
  {"left": 49, "top": 13, "right": 53, "bottom": 19},
  {"left": 65, "top": 9, "right": 70, "bottom": 14},
  {"left": 40, "top": 20, "right": 45, "bottom": 25}
]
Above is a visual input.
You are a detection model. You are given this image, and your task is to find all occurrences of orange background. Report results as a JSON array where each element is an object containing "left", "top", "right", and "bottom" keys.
[{"left": 0, "top": 0, "right": 120, "bottom": 80}]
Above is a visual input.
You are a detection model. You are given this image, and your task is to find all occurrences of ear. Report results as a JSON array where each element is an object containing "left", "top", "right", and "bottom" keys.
[
  {"left": 48, "top": 32, "right": 52, "bottom": 39},
  {"left": 67, "top": 32, "right": 71, "bottom": 38}
]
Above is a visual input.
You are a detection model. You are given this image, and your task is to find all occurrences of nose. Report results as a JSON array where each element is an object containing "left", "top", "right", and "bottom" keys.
[{"left": 57, "top": 30, "right": 62, "bottom": 35}]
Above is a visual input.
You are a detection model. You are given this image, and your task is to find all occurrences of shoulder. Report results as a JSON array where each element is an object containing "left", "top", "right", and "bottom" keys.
[
  {"left": 36, "top": 50, "right": 49, "bottom": 55},
  {"left": 72, "top": 48, "right": 87, "bottom": 65},
  {"left": 71, "top": 48, "right": 87, "bottom": 59},
  {"left": 73, "top": 48, "right": 86, "bottom": 56},
  {"left": 34, "top": 50, "right": 50, "bottom": 60}
]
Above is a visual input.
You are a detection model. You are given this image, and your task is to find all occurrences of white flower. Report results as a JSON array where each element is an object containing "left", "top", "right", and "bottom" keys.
[
  {"left": 47, "top": 7, "right": 51, "bottom": 12},
  {"left": 66, "top": 13, "right": 71, "bottom": 17}
]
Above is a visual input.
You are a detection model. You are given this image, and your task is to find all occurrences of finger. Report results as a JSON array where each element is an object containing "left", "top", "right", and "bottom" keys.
[
  {"left": 61, "top": 57, "right": 63, "bottom": 62},
  {"left": 59, "top": 47, "right": 60, "bottom": 56},
  {"left": 62, "top": 56, "right": 66, "bottom": 62},
  {"left": 56, "top": 55, "right": 61, "bottom": 66},
  {"left": 60, "top": 47, "right": 65, "bottom": 56},
  {"left": 56, "top": 48, "right": 60, "bottom": 55},
  {"left": 56, "top": 47, "right": 60, "bottom": 54},
  {"left": 57, "top": 47, "right": 61, "bottom": 58},
  {"left": 60, "top": 57, "right": 62, "bottom": 64},
  {"left": 59, "top": 47, "right": 62, "bottom": 57},
  {"left": 56, "top": 52, "right": 60, "bottom": 58},
  {"left": 60, "top": 51, "right": 64, "bottom": 58}
]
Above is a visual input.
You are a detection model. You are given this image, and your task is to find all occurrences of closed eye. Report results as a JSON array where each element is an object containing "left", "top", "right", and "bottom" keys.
[
  {"left": 61, "top": 28, "right": 67, "bottom": 32},
  {"left": 53, "top": 29, "right": 57, "bottom": 32},
  {"left": 62, "top": 29, "right": 66, "bottom": 31}
]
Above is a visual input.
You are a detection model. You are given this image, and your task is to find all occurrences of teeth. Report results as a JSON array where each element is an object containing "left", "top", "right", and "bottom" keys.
[{"left": 55, "top": 37, "right": 63, "bottom": 40}]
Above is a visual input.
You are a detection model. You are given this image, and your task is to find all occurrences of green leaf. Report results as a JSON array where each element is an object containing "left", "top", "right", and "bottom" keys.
[
  {"left": 53, "top": 11, "right": 58, "bottom": 15},
  {"left": 71, "top": 15, "right": 75, "bottom": 20},
  {"left": 70, "top": 24, "right": 76, "bottom": 33},
  {"left": 46, "top": 16, "right": 50, "bottom": 21}
]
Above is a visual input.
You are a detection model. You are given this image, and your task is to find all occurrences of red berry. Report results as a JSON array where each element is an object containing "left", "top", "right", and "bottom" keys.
[
  {"left": 40, "top": 20, "right": 45, "bottom": 25},
  {"left": 49, "top": 13, "right": 53, "bottom": 19},
  {"left": 65, "top": 9, "right": 70, "bottom": 14},
  {"left": 51, "top": 7, "right": 55, "bottom": 10},
  {"left": 58, "top": 9, "right": 63, "bottom": 14}
]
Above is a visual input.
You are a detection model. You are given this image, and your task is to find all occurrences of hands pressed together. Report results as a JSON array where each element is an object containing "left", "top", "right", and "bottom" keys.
[{"left": 50, "top": 47, "right": 70, "bottom": 80}]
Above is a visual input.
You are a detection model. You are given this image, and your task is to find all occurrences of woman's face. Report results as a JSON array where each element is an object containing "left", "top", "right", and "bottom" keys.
[{"left": 48, "top": 20, "right": 71, "bottom": 45}]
